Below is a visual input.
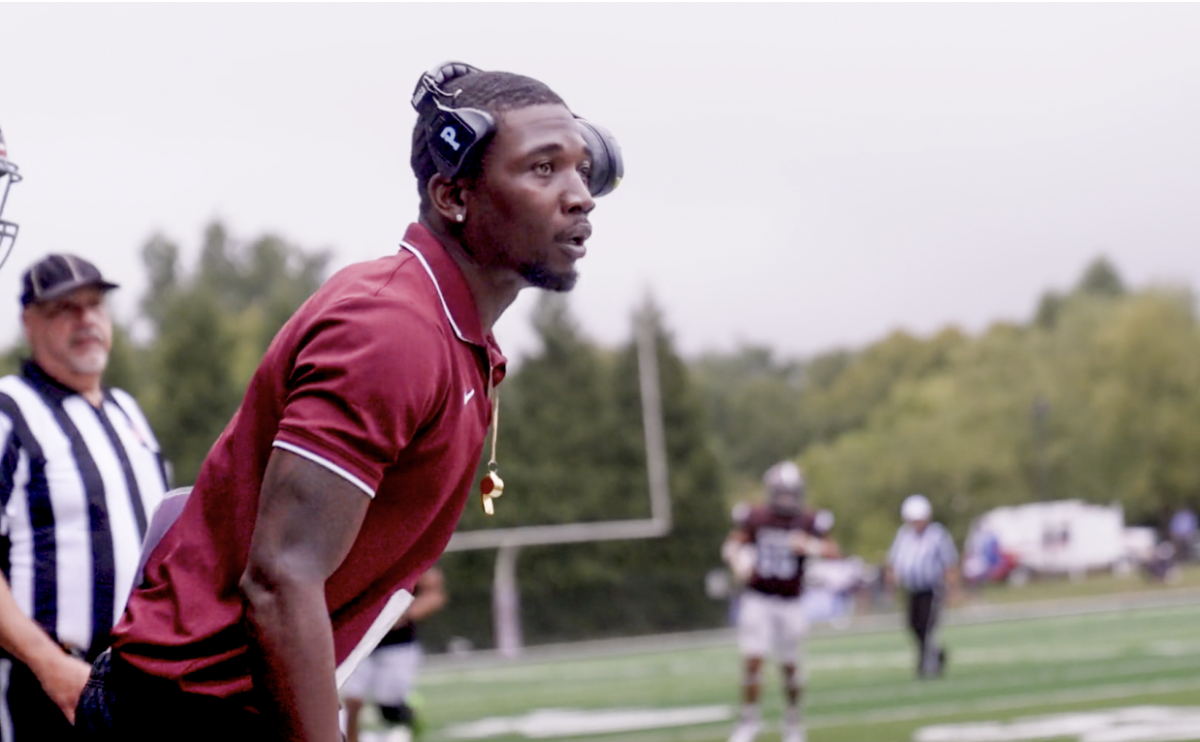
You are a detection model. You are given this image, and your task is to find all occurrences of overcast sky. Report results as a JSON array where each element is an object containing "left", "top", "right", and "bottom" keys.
[{"left": 2, "top": 3, "right": 1198, "bottom": 363}]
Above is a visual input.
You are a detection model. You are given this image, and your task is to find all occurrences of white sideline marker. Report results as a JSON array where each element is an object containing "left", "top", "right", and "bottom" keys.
[{"left": 335, "top": 588, "right": 414, "bottom": 689}]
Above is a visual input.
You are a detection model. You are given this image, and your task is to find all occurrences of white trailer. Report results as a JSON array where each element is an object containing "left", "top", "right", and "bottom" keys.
[{"left": 969, "top": 499, "right": 1136, "bottom": 580}]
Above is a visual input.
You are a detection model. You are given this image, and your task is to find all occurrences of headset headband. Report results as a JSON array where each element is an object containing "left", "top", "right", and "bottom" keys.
[{"left": 411, "top": 62, "right": 481, "bottom": 110}]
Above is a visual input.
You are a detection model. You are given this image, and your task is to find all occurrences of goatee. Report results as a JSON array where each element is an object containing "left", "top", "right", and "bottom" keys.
[{"left": 520, "top": 264, "right": 578, "bottom": 292}]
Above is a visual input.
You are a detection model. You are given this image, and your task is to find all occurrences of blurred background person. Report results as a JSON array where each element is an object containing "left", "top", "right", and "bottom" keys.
[
  {"left": 797, "top": 509, "right": 864, "bottom": 629},
  {"left": 721, "top": 461, "right": 839, "bottom": 742},
  {"left": 961, "top": 524, "right": 1019, "bottom": 591},
  {"left": 342, "top": 566, "right": 446, "bottom": 742},
  {"left": 886, "top": 494, "right": 960, "bottom": 679},
  {"left": 1168, "top": 506, "right": 1197, "bottom": 564},
  {"left": 0, "top": 253, "right": 169, "bottom": 740}
]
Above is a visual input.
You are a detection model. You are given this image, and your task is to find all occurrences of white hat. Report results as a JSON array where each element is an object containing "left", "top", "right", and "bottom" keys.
[{"left": 901, "top": 494, "right": 932, "bottom": 522}]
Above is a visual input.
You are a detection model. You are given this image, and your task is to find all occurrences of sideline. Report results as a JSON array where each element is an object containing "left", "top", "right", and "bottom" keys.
[{"left": 424, "top": 586, "right": 1200, "bottom": 672}]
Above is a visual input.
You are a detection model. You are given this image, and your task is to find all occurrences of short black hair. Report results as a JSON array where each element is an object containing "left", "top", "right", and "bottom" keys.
[{"left": 411, "top": 70, "right": 566, "bottom": 213}]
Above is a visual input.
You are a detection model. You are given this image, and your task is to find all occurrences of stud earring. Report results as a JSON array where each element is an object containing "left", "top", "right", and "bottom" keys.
[{"left": 456, "top": 213, "right": 465, "bottom": 223}]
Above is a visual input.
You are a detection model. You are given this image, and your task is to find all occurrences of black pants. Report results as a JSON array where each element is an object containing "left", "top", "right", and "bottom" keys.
[
  {"left": 75, "top": 649, "right": 271, "bottom": 742},
  {"left": 905, "top": 588, "right": 945, "bottom": 678},
  {"left": 2, "top": 658, "right": 74, "bottom": 741}
]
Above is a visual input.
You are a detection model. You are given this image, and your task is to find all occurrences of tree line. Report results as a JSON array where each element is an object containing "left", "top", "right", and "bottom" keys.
[
  {"left": 5, "top": 225, "right": 1196, "bottom": 649},
  {"left": 695, "top": 258, "right": 1200, "bottom": 563}
]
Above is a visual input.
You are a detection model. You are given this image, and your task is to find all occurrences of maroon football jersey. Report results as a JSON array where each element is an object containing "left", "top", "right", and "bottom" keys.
[{"left": 742, "top": 506, "right": 820, "bottom": 598}]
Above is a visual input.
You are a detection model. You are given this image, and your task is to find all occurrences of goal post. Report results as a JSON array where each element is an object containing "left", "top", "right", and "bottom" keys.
[{"left": 443, "top": 310, "right": 673, "bottom": 655}]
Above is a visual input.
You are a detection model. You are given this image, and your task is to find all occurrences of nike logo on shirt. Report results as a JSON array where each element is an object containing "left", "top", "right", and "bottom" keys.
[{"left": 463, "top": 388, "right": 476, "bottom": 406}]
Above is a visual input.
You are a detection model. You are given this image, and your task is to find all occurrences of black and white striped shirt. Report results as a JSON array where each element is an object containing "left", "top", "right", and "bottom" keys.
[
  {"left": 888, "top": 521, "right": 958, "bottom": 592},
  {"left": 0, "top": 361, "right": 168, "bottom": 659}
]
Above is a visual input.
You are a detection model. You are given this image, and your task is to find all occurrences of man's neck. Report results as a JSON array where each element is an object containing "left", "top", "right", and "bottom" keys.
[
  {"left": 419, "top": 216, "right": 523, "bottom": 335},
  {"left": 30, "top": 358, "right": 104, "bottom": 407},
  {"left": 76, "top": 385, "right": 104, "bottom": 407}
]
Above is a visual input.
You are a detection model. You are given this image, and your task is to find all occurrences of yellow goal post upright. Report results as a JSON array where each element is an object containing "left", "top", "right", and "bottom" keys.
[{"left": 443, "top": 310, "right": 673, "bottom": 657}]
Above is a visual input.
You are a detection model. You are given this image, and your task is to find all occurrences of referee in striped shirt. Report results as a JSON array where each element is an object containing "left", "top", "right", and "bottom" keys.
[
  {"left": 0, "top": 254, "right": 169, "bottom": 740},
  {"left": 885, "top": 494, "right": 960, "bottom": 679}
]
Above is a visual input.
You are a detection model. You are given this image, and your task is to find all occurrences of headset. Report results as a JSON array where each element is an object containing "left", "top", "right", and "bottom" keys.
[{"left": 411, "top": 61, "right": 623, "bottom": 197}]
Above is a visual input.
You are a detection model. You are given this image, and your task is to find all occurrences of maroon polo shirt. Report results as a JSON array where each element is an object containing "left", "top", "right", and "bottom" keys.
[{"left": 111, "top": 224, "right": 505, "bottom": 705}]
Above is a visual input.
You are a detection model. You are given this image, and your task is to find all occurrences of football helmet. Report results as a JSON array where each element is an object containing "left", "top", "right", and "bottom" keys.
[
  {"left": 763, "top": 461, "right": 805, "bottom": 513},
  {"left": 0, "top": 125, "right": 22, "bottom": 272}
]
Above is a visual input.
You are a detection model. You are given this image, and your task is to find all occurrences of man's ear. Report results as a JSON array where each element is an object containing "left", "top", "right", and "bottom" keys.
[
  {"left": 427, "top": 175, "right": 467, "bottom": 224},
  {"left": 20, "top": 308, "right": 41, "bottom": 355}
]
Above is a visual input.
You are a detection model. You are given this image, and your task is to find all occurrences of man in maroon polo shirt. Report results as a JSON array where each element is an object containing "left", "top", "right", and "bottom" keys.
[{"left": 74, "top": 62, "right": 621, "bottom": 742}]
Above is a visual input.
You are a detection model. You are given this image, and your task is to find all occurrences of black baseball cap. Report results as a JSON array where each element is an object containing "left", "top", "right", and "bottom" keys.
[{"left": 20, "top": 254, "right": 119, "bottom": 307}]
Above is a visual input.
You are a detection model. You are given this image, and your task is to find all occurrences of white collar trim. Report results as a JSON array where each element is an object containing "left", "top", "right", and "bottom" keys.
[{"left": 399, "top": 239, "right": 468, "bottom": 344}]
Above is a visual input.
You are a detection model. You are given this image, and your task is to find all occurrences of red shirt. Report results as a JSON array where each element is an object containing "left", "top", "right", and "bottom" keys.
[
  {"left": 111, "top": 224, "right": 505, "bottom": 705},
  {"left": 741, "top": 506, "right": 819, "bottom": 599}
]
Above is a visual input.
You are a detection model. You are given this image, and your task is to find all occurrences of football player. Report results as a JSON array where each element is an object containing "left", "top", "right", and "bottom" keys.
[
  {"left": 0, "top": 124, "right": 23, "bottom": 269},
  {"left": 721, "top": 462, "right": 839, "bottom": 742},
  {"left": 340, "top": 566, "right": 446, "bottom": 742}
]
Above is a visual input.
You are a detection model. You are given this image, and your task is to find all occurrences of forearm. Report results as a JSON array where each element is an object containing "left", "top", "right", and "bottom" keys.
[
  {"left": 243, "top": 449, "right": 371, "bottom": 741},
  {"left": 720, "top": 533, "right": 744, "bottom": 564},
  {"left": 0, "top": 584, "right": 67, "bottom": 670},
  {"left": 404, "top": 594, "right": 445, "bottom": 624},
  {"left": 945, "top": 567, "right": 962, "bottom": 595},
  {"left": 400, "top": 569, "right": 447, "bottom": 625},
  {"left": 0, "top": 576, "right": 92, "bottom": 720},
  {"left": 242, "top": 572, "right": 341, "bottom": 742}
]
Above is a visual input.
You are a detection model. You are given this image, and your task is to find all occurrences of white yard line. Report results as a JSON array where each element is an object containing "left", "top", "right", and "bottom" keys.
[
  {"left": 809, "top": 677, "right": 1200, "bottom": 730},
  {"left": 434, "top": 679, "right": 1200, "bottom": 742},
  {"left": 915, "top": 706, "right": 1200, "bottom": 742}
]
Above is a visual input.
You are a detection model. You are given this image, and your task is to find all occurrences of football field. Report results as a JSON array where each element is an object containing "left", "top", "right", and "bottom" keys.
[{"left": 405, "top": 593, "right": 1200, "bottom": 742}]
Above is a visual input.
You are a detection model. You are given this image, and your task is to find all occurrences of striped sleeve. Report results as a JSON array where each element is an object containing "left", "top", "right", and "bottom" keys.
[
  {"left": 0, "top": 403, "right": 16, "bottom": 511},
  {"left": 937, "top": 525, "right": 959, "bottom": 568},
  {"left": 887, "top": 528, "right": 903, "bottom": 565}
]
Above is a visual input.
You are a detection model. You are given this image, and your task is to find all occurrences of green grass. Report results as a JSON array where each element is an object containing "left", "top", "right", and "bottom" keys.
[
  {"left": 963, "top": 562, "right": 1200, "bottom": 605},
  {"left": 401, "top": 588, "right": 1200, "bottom": 742}
]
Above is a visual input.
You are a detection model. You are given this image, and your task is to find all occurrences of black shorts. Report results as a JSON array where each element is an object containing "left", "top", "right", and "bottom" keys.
[{"left": 76, "top": 650, "right": 270, "bottom": 742}]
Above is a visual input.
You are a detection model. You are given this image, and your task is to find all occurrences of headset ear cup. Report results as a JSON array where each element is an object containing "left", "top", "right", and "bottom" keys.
[
  {"left": 413, "top": 61, "right": 494, "bottom": 181},
  {"left": 576, "top": 119, "right": 624, "bottom": 197},
  {"left": 426, "top": 106, "right": 496, "bottom": 179}
]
